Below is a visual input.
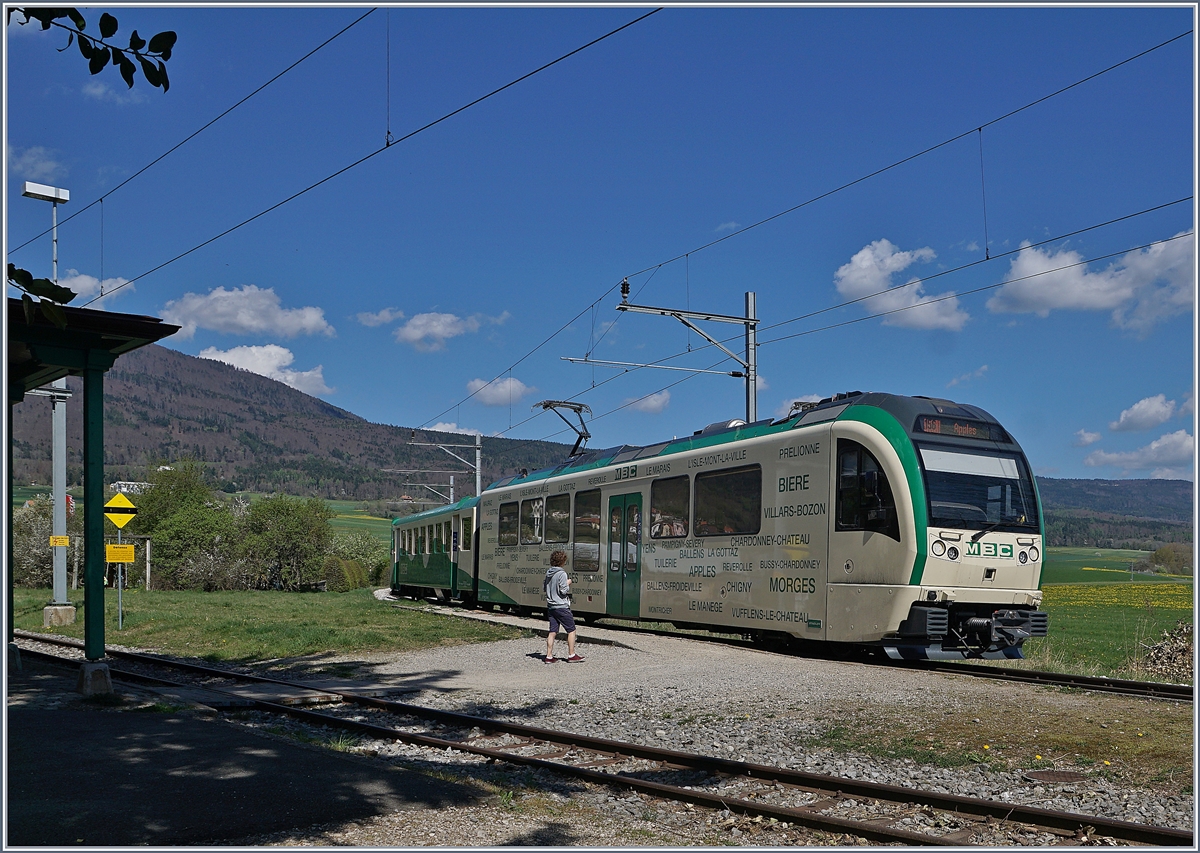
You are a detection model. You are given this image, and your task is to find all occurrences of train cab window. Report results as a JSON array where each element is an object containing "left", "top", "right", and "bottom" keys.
[
  {"left": 650, "top": 475, "right": 690, "bottom": 538},
  {"left": 572, "top": 489, "right": 601, "bottom": 573},
  {"left": 545, "top": 494, "right": 571, "bottom": 543},
  {"left": 836, "top": 439, "right": 901, "bottom": 541},
  {"left": 498, "top": 501, "right": 519, "bottom": 546},
  {"left": 694, "top": 465, "right": 761, "bottom": 536},
  {"left": 520, "top": 498, "right": 544, "bottom": 544}
]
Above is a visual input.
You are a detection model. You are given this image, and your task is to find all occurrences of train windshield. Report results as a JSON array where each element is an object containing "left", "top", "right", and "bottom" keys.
[{"left": 919, "top": 445, "right": 1039, "bottom": 533}]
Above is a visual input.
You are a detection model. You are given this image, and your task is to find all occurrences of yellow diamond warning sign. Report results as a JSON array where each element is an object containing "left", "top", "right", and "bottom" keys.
[
  {"left": 104, "top": 493, "right": 138, "bottom": 529},
  {"left": 106, "top": 544, "right": 136, "bottom": 563}
]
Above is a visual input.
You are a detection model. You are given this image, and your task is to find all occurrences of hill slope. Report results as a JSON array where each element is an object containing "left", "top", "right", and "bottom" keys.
[
  {"left": 11, "top": 344, "right": 570, "bottom": 499},
  {"left": 12, "top": 347, "right": 1195, "bottom": 533}
]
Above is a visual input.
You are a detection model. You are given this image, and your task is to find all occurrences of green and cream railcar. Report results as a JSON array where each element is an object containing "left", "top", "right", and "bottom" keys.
[
  {"left": 475, "top": 392, "right": 1048, "bottom": 658},
  {"left": 391, "top": 496, "right": 478, "bottom": 603}
]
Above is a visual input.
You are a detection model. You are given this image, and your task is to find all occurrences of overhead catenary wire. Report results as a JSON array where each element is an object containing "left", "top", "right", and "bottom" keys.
[
  {"left": 619, "top": 28, "right": 1193, "bottom": 283},
  {"left": 525, "top": 230, "right": 1196, "bottom": 445},
  {"left": 79, "top": 8, "right": 663, "bottom": 307},
  {"left": 11, "top": 8, "right": 378, "bottom": 257},
  {"left": 417, "top": 29, "right": 1192, "bottom": 432},
  {"left": 477, "top": 196, "right": 1191, "bottom": 439}
]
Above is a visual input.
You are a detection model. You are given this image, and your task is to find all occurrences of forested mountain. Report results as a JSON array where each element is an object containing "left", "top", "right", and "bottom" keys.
[
  {"left": 11, "top": 346, "right": 1195, "bottom": 543},
  {"left": 1035, "top": 478, "right": 1192, "bottom": 523},
  {"left": 11, "top": 344, "right": 571, "bottom": 500}
]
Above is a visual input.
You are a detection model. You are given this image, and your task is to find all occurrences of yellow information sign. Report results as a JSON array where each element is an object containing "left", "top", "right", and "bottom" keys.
[
  {"left": 49, "top": 535, "right": 70, "bottom": 547},
  {"left": 104, "top": 493, "right": 138, "bottom": 529},
  {"left": 106, "top": 544, "right": 136, "bottom": 563}
]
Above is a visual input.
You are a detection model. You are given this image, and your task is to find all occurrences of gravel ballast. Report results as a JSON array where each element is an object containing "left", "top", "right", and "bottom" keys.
[{"left": 12, "top": 604, "right": 1195, "bottom": 846}]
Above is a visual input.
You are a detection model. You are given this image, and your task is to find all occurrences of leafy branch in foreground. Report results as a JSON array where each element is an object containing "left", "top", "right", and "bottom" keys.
[
  {"left": 8, "top": 264, "right": 76, "bottom": 329},
  {"left": 7, "top": 7, "right": 176, "bottom": 90}
]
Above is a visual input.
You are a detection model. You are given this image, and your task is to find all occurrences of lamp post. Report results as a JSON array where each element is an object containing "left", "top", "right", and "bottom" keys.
[{"left": 22, "top": 181, "right": 75, "bottom": 624}]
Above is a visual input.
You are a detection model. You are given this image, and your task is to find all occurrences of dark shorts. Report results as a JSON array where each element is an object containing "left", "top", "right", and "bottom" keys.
[{"left": 547, "top": 606, "right": 576, "bottom": 634}]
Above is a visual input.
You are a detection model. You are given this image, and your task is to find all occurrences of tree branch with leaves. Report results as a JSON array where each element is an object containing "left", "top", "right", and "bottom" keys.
[{"left": 7, "top": 7, "right": 176, "bottom": 91}]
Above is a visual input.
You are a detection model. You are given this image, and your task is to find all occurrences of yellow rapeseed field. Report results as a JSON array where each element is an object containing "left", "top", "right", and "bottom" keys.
[{"left": 1043, "top": 583, "right": 1194, "bottom": 610}]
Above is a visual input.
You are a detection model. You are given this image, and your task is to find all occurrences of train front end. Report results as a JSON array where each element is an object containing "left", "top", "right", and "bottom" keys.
[{"left": 886, "top": 396, "right": 1048, "bottom": 659}]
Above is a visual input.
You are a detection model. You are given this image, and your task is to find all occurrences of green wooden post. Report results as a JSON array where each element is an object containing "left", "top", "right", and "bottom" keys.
[
  {"left": 7, "top": 400, "right": 15, "bottom": 644},
  {"left": 82, "top": 355, "right": 113, "bottom": 660}
]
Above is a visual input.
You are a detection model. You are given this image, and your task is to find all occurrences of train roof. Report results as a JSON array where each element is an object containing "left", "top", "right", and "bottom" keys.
[
  {"left": 391, "top": 495, "right": 480, "bottom": 527},
  {"left": 484, "top": 391, "right": 1016, "bottom": 494}
]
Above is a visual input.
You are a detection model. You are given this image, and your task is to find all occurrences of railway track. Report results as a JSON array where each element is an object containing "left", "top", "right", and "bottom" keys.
[
  {"left": 15, "top": 632, "right": 1193, "bottom": 847},
  {"left": 439, "top": 602, "right": 1194, "bottom": 702}
]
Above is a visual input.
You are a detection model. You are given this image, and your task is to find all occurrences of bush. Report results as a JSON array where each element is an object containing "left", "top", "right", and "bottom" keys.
[
  {"left": 151, "top": 502, "right": 242, "bottom": 590},
  {"left": 323, "top": 555, "right": 368, "bottom": 592},
  {"left": 238, "top": 494, "right": 333, "bottom": 590},
  {"left": 330, "top": 531, "right": 391, "bottom": 588},
  {"left": 11, "top": 494, "right": 84, "bottom": 588}
]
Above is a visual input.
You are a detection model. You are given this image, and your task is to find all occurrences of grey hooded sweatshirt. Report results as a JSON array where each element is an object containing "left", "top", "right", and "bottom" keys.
[{"left": 544, "top": 567, "right": 571, "bottom": 608}]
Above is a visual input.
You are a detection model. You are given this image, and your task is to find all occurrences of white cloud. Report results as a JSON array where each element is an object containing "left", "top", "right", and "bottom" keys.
[
  {"left": 199, "top": 344, "right": 332, "bottom": 396},
  {"left": 1073, "top": 429, "right": 1102, "bottom": 447},
  {"left": 82, "top": 80, "right": 146, "bottom": 105},
  {"left": 357, "top": 307, "right": 404, "bottom": 327},
  {"left": 834, "top": 239, "right": 969, "bottom": 331},
  {"left": 715, "top": 221, "right": 740, "bottom": 232},
  {"left": 987, "top": 234, "right": 1195, "bottom": 334},
  {"left": 775, "top": 394, "right": 822, "bottom": 419},
  {"left": 1109, "top": 394, "right": 1176, "bottom": 432},
  {"left": 429, "top": 422, "right": 483, "bottom": 436},
  {"left": 1084, "top": 430, "right": 1194, "bottom": 473},
  {"left": 625, "top": 390, "right": 671, "bottom": 414},
  {"left": 467, "top": 376, "right": 534, "bottom": 406},
  {"left": 755, "top": 374, "right": 768, "bottom": 391},
  {"left": 947, "top": 364, "right": 988, "bottom": 388},
  {"left": 57, "top": 269, "right": 132, "bottom": 306},
  {"left": 1178, "top": 393, "right": 1194, "bottom": 419},
  {"left": 8, "top": 145, "right": 66, "bottom": 183},
  {"left": 394, "top": 311, "right": 508, "bottom": 351},
  {"left": 161, "top": 285, "right": 334, "bottom": 340},
  {"left": 1150, "top": 467, "right": 1193, "bottom": 481}
]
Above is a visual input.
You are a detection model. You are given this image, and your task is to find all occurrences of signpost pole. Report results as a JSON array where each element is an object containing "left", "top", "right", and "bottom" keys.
[{"left": 117, "top": 527, "right": 123, "bottom": 630}]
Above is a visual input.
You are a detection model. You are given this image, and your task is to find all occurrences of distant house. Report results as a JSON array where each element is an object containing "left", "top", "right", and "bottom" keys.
[{"left": 111, "top": 481, "right": 151, "bottom": 495}]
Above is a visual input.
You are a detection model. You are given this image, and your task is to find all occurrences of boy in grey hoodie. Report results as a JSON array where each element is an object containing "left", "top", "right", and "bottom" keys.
[{"left": 544, "top": 550, "right": 583, "bottom": 663}]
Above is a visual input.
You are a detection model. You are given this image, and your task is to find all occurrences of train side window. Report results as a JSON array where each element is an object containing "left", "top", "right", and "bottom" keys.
[
  {"left": 650, "top": 475, "right": 690, "bottom": 538},
  {"left": 461, "top": 518, "right": 473, "bottom": 551},
  {"left": 694, "top": 465, "right": 761, "bottom": 537},
  {"left": 545, "top": 494, "right": 571, "bottom": 543},
  {"left": 836, "top": 439, "right": 901, "bottom": 541},
  {"left": 444, "top": 521, "right": 451, "bottom": 552},
  {"left": 572, "top": 489, "right": 601, "bottom": 573},
  {"left": 520, "top": 498, "right": 544, "bottom": 544},
  {"left": 498, "top": 501, "right": 519, "bottom": 546},
  {"left": 418, "top": 527, "right": 426, "bottom": 554}
]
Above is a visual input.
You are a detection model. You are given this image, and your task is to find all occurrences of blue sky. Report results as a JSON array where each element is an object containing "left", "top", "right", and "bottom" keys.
[{"left": 6, "top": 5, "right": 1196, "bottom": 482}]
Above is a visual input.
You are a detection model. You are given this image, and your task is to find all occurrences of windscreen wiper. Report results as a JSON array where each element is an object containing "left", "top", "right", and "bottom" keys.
[{"left": 970, "top": 514, "right": 1026, "bottom": 542}]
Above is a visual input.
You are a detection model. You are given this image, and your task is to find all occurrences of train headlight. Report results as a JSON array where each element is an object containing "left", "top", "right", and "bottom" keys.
[
  {"left": 931, "top": 540, "right": 947, "bottom": 557},
  {"left": 1019, "top": 550, "right": 1029, "bottom": 564},
  {"left": 946, "top": 545, "right": 960, "bottom": 561},
  {"left": 1029, "top": 546, "right": 1040, "bottom": 562}
]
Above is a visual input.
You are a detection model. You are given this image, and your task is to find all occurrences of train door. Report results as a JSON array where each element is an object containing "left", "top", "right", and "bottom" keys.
[{"left": 606, "top": 493, "right": 642, "bottom": 618}]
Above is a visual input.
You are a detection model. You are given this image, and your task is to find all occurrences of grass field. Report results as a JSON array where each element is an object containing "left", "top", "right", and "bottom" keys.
[
  {"left": 12, "top": 587, "right": 519, "bottom": 663},
  {"left": 1020, "top": 580, "right": 1193, "bottom": 678},
  {"left": 324, "top": 500, "right": 394, "bottom": 544}
]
